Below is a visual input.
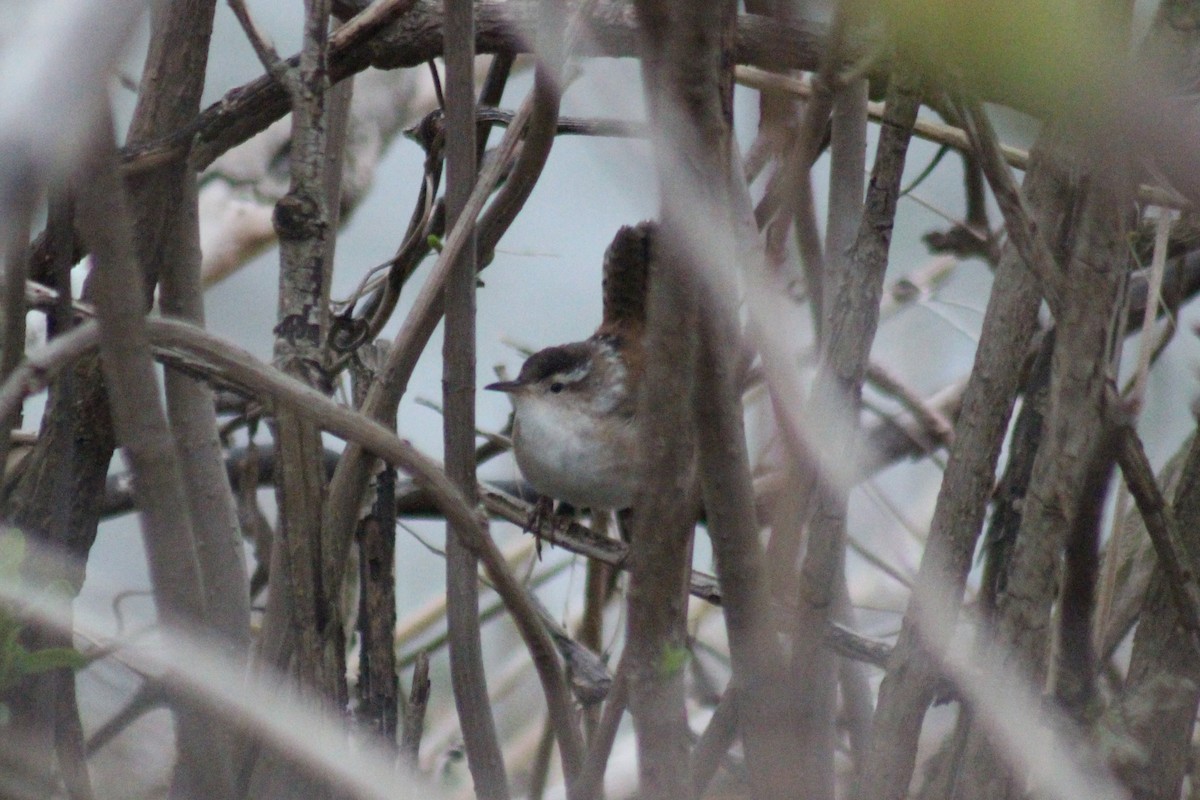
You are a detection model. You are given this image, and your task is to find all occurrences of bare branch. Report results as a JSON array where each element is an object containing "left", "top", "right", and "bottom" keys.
[
  {"left": 954, "top": 120, "right": 1135, "bottom": 800},
  {"left": 112, "top": 2, "right": 830, "bottom": 176},
  {"left": 1110, "top": 416, "right": 1200, "bottom": 799},
  {"left": 443, "top": 0, "right": 512, "bottom": 795},
  {"left": 138, "top": 0, "right": 252, "bottom": 689},
  {"left": 853, "top": 102, "right": 1113, "bottom": 797},
  {"left": 75, "top": 110, "right": 218, "bottom": 798},
  {"left": 0, "top": 194, "right": 32, "bottom": 474},
  {"left": 400, "top": 650, "right": 431, "bottom": 765},
  {"left": 739, "top": 65, "right": 1184, "bottom": 209},
  {"left": 355, "top": 466, "right": 399, "bottom": 744},
  {"left": 227, "top": 0, "right": 293, "bottom": 91},
  {"left": 796, "top": 62, "right": 921, "bottom": 800},
  {"left": 1052, "top": 426, "right": 1116, "bottom": 721},
  {"left": 252, "top": 13, "right": 350, "bottom": 795},
  {"left": 1115, "top": 422, "right": 1200, "bottom": 638},
  {"left": 954, "top": 96, "right": 1065, "bottom": 316},
  {"left": 624, "top": 0, "right": 747, "bottom": 796},
  {"left": 689, "top": 689, "right": 739, "bottom": 800}
]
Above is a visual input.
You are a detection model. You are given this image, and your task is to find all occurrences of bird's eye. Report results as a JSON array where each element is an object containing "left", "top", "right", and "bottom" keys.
[{"left": 550, "top": 382, "right": 565, "bottom": 394}]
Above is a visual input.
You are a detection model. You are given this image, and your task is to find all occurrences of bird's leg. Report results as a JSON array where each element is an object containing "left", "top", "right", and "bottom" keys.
[{"left": 525, "top": 495, "right": 557, "bottom": 558}]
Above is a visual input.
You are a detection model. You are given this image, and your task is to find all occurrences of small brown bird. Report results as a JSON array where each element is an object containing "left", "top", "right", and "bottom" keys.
[{"left": 485, "top": 222, "right": 653, "bottom": 512}]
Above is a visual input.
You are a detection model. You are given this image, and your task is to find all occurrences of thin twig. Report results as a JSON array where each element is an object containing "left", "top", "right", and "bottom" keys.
[
  {"left": 394, "top": 551, "right": 574, "bottom": 670},
  {"left": 689, "top": 689, "right": 739, "bottom": 800},
  {"left": 1096, "top": 210, "right": 1174, "bottom": 641},
  {"left": 1129, "top": 210, "right": 1173, "bottom": 409},
  {"left": 0, "top": 194, "right": 33, "bottom": 473},
  {"left": 226, "top": 0, "right": 293, "bottom": 91},
  {"left": 955, "top": 95, "right": 1065, "bottom": 317},
  {"left": 55, "top": 670, "right": 96, "bottom": 800},
  {"left": 866, "top": 361, "right": 955, "bottom": 447},
  {"left": 573, "top": 660, "right": 629, "bottom": 800},
  {"left": 737, "top": 65, "right": 1185, "bottom": 210},
  {"left": 400, "top": 651, "right": 431, "bottom": 765},
  {"left": 475, "top": 106, "right": 643, "bottom": 138},
  {"left": 1115, "top": 421, "right": 1200, "bottom": 641}
]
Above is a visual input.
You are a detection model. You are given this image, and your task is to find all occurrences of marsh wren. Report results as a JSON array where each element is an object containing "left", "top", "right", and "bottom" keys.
[{"left": 485, "top": 223, "right": 653, "bottom": 513}]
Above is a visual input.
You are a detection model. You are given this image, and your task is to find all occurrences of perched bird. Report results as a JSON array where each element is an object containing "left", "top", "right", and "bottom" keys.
[{"left": 485, "top": 222, "right": 653, "bottom": 514}]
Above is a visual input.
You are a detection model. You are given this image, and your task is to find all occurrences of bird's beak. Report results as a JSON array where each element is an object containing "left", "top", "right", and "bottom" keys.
[{"left": 484, "top": 380, "right": 520, "bottom": 393}]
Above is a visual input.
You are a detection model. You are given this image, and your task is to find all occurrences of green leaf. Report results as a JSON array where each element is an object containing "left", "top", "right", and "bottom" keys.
[
  {"left": 14, "top": 646, "right": 88, "bottom": 676},
  {"left": 0, "top": 530, "right": 26, "bottom": 580},
  {"left": 658, "top": 644, "right": 690, "bottom": 677},
  {"left": 899, "top": 144, "right": 949, "bottom": 199},
  {"left": 0, "top": 639, "right": 22, "bottom": 691},
  {"left": 0, "top": 608, "right": 24, "bottom": 679},
  {"left": 427, "top": 234, "right": 444, "bottom": 253}
]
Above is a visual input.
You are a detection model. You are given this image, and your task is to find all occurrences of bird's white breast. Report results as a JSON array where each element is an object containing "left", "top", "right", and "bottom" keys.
[{"left": 510, "top": 395, "right": 638, "bottom": 510}]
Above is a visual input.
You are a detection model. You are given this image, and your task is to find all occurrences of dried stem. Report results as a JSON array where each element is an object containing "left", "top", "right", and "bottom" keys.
[
  {"left": 624, "top": 1, "right": 741, "bottom": 796},
  {"left": 1052, "top": 427, "right": 1116, "bottom": 721},
  {"left": 143, "top": 0, "right": 251, "bottom": 687},
  {"left": 754, "top": 1, "right": 855, "bottom": 340},
  {"left": 75, "top": 111, "right": 218, "bottom": 798},
  {"left": 1115, "top": 422, "right": 1200, "bottom": 638},
  {"left": 400, "top": 650, "right": 431, "bottom": 765},
  {"left": 954, "top": 96, "right": 1065, "bottom": 316},
  {"left": 695, "top": 242, "right": 796, "bottom": 797},
  {"left": 795, "top": 64, "right": 921, "bottom": 800},
  {"left": 853, "top": 123, "right": 1077, "bottom": 800},
  {"left": 117, "top": 3, "right": 832, "bottom": 177},
  {"left": 252, "top": 13, "right": 352, "bottom": 795},
  {"left": 1099, "top": 208, "right": 1166, "bottom": 642},
  {"left": 121, "top": 4, "right": 250, "bottom": 795},
  {"left": 738, "top": 65, "right": 1183, "bottom": 209},
  {"left": 955, "top": 124, "right": 1134, "bottom": 800},
  {"left": 443, "top": 0, "right": 510, "bottom": 795},
  {"left": 0, "top": 195, "right": 32, "bottom": 472},
  {"left": 825, "top": 64, "right": 868, "bottom": 265},
  {"left": 1111, "top": 420, "right": 1200, "bottom": 799},
  {"left": 356, "top": 466, "right": 399, "bottom": 744},
  {"left": 689, "top": 689, "right": 739, "bottom": 800},
  {"left": 227, "top": 0, "right": 292, "bottom": 88},
  {"left": 564, "top": 658, "right": 628, "bottom": 800}
]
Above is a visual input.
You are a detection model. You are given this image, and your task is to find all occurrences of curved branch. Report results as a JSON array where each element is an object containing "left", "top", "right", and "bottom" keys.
[
  {"left": 475, "top": 63, "right": 562, "bottom": 259},
  {"left": 117, "top": 2, "right": 829, "bottom": 176},
  {"left": 1, "top": 314, "right": 583, "bottom": 794}
]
